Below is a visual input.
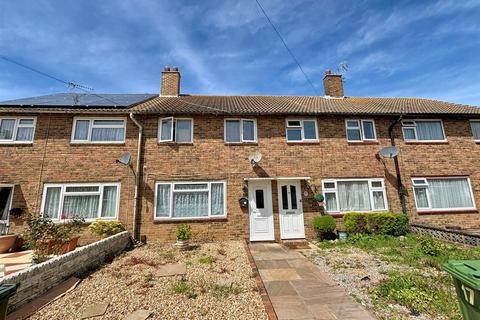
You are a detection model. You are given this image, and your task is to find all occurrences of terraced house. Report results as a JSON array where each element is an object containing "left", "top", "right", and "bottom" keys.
[{"left": 1, "top": 66, "right": 480, "bottom": 243}]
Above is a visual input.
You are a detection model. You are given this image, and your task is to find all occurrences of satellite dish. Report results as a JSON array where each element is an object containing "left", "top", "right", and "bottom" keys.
[
  {"left": 248, "top": 152, "right": 262, "bottom": 166},
  {"left": 378, "top": 146, "right": 400, "bottom": 158},
  {"left": 116, "top": 152, "right": 131, "bottom": 165}
]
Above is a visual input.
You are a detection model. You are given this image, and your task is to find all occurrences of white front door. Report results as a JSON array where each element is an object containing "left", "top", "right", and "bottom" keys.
[
  {"left": 278, "top": 180, "right": 305, "bottom": 239},
  {"left": 249, "top": 180, "right": 274, "bottom": 241}
]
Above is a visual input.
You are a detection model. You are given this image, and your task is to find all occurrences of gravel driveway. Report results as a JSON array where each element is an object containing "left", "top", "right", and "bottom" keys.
[{"left": 28, "top": 241, "right": 267, "bottom": 320}]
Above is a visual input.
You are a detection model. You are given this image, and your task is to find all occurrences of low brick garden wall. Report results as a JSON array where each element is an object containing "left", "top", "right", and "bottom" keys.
[
  {"left": 411, "top": 224, "right": 480, "bottom": 246},
  {"left": 0, "top": 231, "right": 132, "bottom": 312}
]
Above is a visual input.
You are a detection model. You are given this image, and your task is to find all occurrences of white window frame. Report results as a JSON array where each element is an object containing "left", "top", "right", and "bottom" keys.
[
  {"left": 71, "top": 117, "right": 126, "bottom": 144},
  {"left": 345, "top": 119, "right": 377, "bottom": 142},
  {"left": 158, "top": 117, "right": 193, "bottom": 143},
  {"left": 0, "top": 184, "right": 14, "bottom": 225},
  {"left": 470, "top": 120, "right": 480, "bottom": 142},
  {"left": 0, "top": 117, "right": 36, "bottom": 144},
  {"left": 412, "top": 176, "right": 476, "bottom": 212},
  {"left": 285, "top": 118, "right": 319, "bottom": 142},
  {"left": 154, "top": 181, "right": 227, "bottom": 220},
  {"left": 321, "top": 178, "right": 388, "bottom": 213},
  {"left": 224, "top": 118, "right": 257, "bottom": 143},
  {"left": 40, "top": 182, "right": 121, "bottom": 221},
  {"left": 401, "top": 119, "right": 447, "bottom": 142}
]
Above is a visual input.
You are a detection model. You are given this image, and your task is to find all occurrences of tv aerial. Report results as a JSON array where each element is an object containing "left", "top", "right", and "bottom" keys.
[
  {"left": 378, "top": 146, "right": 400, "bottom": 158},
  {"left": 248, "top": 152, "right": 262, "bottom": 167}
]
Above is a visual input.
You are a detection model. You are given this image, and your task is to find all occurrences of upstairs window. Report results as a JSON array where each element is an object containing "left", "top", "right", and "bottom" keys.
[
  {"left": 346, "top": 119, "right": 376, "bottom": 141},
  {"left": 322, "top": 178, "right": 387, "bottom": 213},
  {"left": 470, "top": 120, "right": 480, "bottom": 141},
  {"left": 224, "top": 119, "right": 256, "bottom": 143},
  {"left": 285, "top": 119, "right": 318, "bottom": 142},
  {"left": 402, "top": 120, "right": 446, "bottom": 142},
  {"left": 72, "top": 118, "right": 125, "bottom": 143},
  {"left": 0, "top": 117, "right": 36, "bottom": 143},
  {"left": 412, "top": 177, "right": 475, "bottom": 211},
  {"left": 158, "top": 117, "right": 193, "bottom": 143},
  {"left": 41, "top": 183, "right": 120, "bottom": 220}
]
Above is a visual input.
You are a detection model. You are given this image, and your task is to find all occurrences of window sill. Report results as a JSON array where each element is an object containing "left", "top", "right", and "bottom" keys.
[
  {"left": 70, "top": 142, "right": 126, "bottom": 146},
  {"left": 475, "top": 141, "right": 480, "bottom": 145},
  {"left": 224, "top": 142, "right": 258, "bottom": 146},
  {"left": 0, "top": 142, "right": 33, "bottom": 146},
  {"left": 404, "top": 141, "right": 449, "bottom": 145},
  {"left": 157, "top": 142, "right": 194, "bottom": 146},
  {"left": 417, "top": 209, "right": 478, "bottom": 215},
  {"left": 153, "top": 217, "right": 227, "bottom": 223},
  {"left": 347, "top": 141, "right": 379, "bottom": 145},
  {"left": 286, "top": 141, "right": 320, "bottom": 145}
]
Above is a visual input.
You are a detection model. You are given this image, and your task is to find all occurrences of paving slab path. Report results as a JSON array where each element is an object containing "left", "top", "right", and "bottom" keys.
[{"left": 249, "top": 243, "right": 376, "bottom": 320}]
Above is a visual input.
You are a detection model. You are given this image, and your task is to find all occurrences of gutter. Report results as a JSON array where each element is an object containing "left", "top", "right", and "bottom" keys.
[
  {"left": 388, "top": 115, "right": 408, "bottom": 214},
  {"left": 129, "top": 113, "right": 143, "bottom": 240}
]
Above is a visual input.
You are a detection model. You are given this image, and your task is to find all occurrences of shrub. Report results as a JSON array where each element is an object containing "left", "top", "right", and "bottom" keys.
[
  {"left": 176, "top": 224, "right": 192, "bottom": 241},
  {"left": 88, "top": 219, "right": 125, "bottom": 238},
  {"left": 312, "top": 215, "right": 336, "bottom": 240},
  {"left": 343, "top": 212, "right": 409, "bottom": 236},
  {"left": 416, "top": 236, "right": 443, "bottom": 257},
  {"left": 199, "top": 255, "right": 215, "bottom": 264}
]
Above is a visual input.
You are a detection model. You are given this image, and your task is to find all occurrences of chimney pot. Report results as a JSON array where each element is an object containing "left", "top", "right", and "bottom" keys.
[
  {"left": 161, "top": 65, "right": 181, "bottom": 96},
  {"left": 325, "top": 69, "right": 331, "bottom": 75}
]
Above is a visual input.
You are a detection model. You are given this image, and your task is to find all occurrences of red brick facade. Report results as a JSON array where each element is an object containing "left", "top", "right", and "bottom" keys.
[{"left": 2, "top": 111, "right": 478, "bottom": 243}]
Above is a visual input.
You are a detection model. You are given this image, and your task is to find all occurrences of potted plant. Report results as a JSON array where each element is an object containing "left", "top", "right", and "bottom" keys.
[
  {"left": 0, "top": 233, "right": 18, "bottom": 254},
  {"left": 175, "top": 224, "right": 192, "bottom": 250}
]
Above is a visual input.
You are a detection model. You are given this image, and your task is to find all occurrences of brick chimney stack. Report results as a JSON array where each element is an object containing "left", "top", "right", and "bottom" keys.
[
  {"left": 161, "top": 66, "right": 181, "bottom": 96},
  {"left": 323, "top": 69, "right": 344, "bottom": 97}
]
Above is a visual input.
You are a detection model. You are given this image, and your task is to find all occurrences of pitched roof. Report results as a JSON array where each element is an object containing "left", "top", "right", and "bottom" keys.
[
  {"left": 131, "top": 95, "right": 480, "bottom": 116},
  {"left": 1, "top": 93, "right": 479, "bottom": 116}
]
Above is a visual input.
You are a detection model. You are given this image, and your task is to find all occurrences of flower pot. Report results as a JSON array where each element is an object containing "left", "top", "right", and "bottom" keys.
[
  {"left": 175, "top": 240, "right": 189, "bottom": 250},
  {"left": 0, "top": 234, "right": 17, "bottom": 254},
  {"left": 338, "top": 231, "right": 348, "bottom": 241}
]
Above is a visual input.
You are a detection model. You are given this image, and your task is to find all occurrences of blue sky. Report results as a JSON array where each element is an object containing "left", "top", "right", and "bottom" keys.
[{"left": 1, "top": 0, "right": 480, "bottom": 105}]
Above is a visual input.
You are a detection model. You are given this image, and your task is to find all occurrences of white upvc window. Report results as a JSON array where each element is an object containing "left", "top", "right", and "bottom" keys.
[
  {"left": 41, "top": 182, "right": 120, "bottom": 221},
  {"left": 412, "top": 177, "right": 475, "bottom": 212},
  {"left": 71, "top": 117, "right": 126, "bottom": 143},
  {"left": 285, "top": 119, "right": 318, "bottom": 142},
  {"left": 401, "top": 119, "right": 446, "bottom": 142},
  {"left": 0, "top": 117, "right": 36, "bottom": 143},
  {"left": 470, "top": 120, "right": 480, "bottom": 141},
  {"left": 322, "top": 178, "right": 388, "bottom": 213},
  {"left": 158, "top": 117, "right": 193, "bottom": 143},
  {"left": 154, "top": 181, "right": 226, "bottom": 220},
  {"left": 345, "top": 119, "right": 376, "bottom": 141},
  {"left": 224, "top": 119, "right": 257, "bottom": 143}
]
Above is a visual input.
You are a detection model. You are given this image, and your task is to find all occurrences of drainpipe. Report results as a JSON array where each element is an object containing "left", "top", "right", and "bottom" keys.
[
  {"left": 129, "top": 113, "right": 143, "bottom": 241},
  {"left": 388, "top": 115, "right": 408, "bottom": 214}
]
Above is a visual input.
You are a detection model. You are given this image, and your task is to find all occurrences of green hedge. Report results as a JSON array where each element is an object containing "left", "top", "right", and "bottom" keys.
[
  {"left": 343, "top": 212, "right": 409, "bottom": 236},
  {"left": 312, "top": 215, "right": 336, "bottom": 240}
]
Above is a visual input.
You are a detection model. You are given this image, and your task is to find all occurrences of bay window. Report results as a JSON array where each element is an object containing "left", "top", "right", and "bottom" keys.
[
  {"left": 0, "top": 117, "right": 36, "bottom": 143},
  {"left": 402, "top": 120, "right": 446, "bottom": 142},
  {"left": 41, "top": 183, "right": 120, "bottom": 220},
  {"left": 224, "top": 119, "right": 256, "bottom": 143},
  {"left": 285, "top": 119, "right": 318, "bottom": 142},
  {"left": 72, "top": 118, "right": 125, "bottom": 143},
  {"left": 346, "top": 119, "right": 376, "bottom": 141},
  {"left": 322, "top": 178, "right": 387, "bottom": 213},
  {"left": 155, "top": 181, "right": 226, "bottom": 219},
  {"left": 412, "top": 177, "right": 475, "bottom": 211},
  {"left": 158, "top": 117, "right": 193, "bottom": 143}
]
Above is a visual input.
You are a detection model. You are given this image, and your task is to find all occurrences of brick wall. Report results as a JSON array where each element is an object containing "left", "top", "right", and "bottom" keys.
[
  {"left": 0, "top": 231, "right": 131, "bottom": 312},
  {"left": 2, "top": 112, "right": 480, "bottom": 243}
]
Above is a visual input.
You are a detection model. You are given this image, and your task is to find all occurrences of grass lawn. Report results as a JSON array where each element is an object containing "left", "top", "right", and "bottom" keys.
[{"left": 305, "top": 234, "right": 480, "bottom": 320}]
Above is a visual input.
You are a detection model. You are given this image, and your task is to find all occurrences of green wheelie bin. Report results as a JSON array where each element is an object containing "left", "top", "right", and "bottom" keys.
[{"left": 444, "top": 260, "right": 480, "bottom": 320}]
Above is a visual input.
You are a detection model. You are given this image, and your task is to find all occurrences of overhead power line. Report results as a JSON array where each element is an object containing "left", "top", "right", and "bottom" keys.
[
  {"left": 0, "top": 55, "right": 119, "bottom": 105},
  {"left": 254, "top": 0, "right": 319, "bottom": 95}
]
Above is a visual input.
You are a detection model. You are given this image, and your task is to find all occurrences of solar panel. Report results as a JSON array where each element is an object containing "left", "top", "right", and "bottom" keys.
[{"left": 0, "top": 93, "right": 156, "bottom": 108}]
